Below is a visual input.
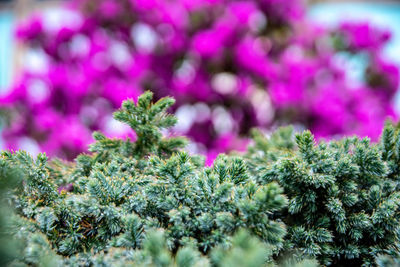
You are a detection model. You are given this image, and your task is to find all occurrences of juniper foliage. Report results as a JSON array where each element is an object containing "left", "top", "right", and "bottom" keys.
[
  {"left": 246, "top": 124, "right": 400, "bottom": 266},
  {"left": 0, "top": 92, "right": 289, "bottom": 266},
  {"left": 1, "top": 92, "right": 400, "bottom": 266}
]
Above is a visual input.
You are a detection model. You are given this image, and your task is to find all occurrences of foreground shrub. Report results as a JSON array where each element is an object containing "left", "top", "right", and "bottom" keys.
[
  {"left": 1, "top": 92, "right": 400, "bottom": 266},
  {"left": 246, "top": 124, "right": 400, "bottom": 265},
  {"left": 1, "top": 92, "right": 291, "bottom": 266},
  {"left": 1, "top": 0, "right": 398, "bottom": 161}
]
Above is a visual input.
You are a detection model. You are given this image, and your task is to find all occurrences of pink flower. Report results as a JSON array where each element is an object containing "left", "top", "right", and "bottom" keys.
[
  {"left": 2, "top": 0, "right": 398, "bottom": 160},
  {"left": 102, "top": 78, "right": 142, "bottom": 106},
  {"left": 99, "top": 0, "right": 123, "bottom": 18},
  {"left": 235, "top": 37, "right": 277, "bottom": 79},
  {"left": 15, "top": 15, "right": 43, "bottom": 40},
  {"left": 339, "top": 22, "right": 391, "bottom": 51},
  {"left": 228, "top": 2, "right": 259, "bottom": 25},
  {"left": 269, "top": 82, "right": 304, "bottom": 107},
  {"left": 192, "top": 30, "right": 224, "bottom": 58}
]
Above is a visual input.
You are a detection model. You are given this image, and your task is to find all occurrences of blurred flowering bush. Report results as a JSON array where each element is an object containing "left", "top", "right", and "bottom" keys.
[{"left": 0, "top": 0, "right": 398, "bottom": 162}]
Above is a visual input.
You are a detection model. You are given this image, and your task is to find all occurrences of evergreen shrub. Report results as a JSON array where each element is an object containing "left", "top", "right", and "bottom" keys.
[{"left": 1, "top": 92, "right": 400, "bottom": 266}]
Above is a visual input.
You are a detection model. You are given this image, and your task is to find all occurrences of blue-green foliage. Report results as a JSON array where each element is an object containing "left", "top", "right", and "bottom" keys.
[
  {"left": 247, "top": 123, "right": 400, "bottom": 266},
  {"left": 2, "top": 92, "right": 400, "bottom": 266},
  {"left": 0, "top": 92, "right": 289, "bottom": 267}
]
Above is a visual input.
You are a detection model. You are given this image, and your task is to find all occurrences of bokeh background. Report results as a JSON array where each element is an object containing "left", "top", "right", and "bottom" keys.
[{"left": 1, "top": 0, "right": 400, "bottom": 164}]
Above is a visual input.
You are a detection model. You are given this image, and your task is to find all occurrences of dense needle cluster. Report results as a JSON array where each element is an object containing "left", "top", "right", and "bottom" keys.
[
  {"left": 246, "top": 124, "right": 400, "bottom": 265},
  {"left": 1, "top": 92, "right": 400, "bottom": 266}
]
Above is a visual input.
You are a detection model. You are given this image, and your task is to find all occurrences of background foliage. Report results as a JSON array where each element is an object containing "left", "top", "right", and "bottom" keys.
[{"left": 0, "top": 0, "right": 398, "bottom": 162}]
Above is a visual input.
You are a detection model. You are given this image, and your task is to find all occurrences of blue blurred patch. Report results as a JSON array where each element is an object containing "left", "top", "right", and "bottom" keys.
[
  {"left": 309, "top": 2, "right": 400, "bottom": 64},
  {"left": 0, "top": 11, "right": 14, "bottom": 91}
]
